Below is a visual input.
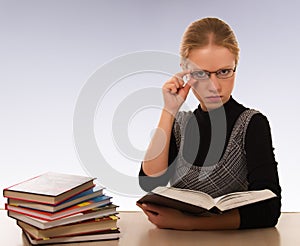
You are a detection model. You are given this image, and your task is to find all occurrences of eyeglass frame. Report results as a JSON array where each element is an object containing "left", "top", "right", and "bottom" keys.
[{"left": 189, "top": 66, "right": 237, "bottom": 80}]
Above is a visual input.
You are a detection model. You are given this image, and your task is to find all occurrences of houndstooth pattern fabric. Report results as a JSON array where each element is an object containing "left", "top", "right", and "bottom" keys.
[{"left": 170, "top": 109, "right": 259, "bottom": 198}]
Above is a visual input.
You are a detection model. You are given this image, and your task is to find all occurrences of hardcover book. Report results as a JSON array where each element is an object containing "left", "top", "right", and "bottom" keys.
[
  {"left": 3, "top": 172, "right": 95, "bottom": 205},
  {"left": 6, "top": 195, "right": 112, "bottom": 221},
  {"left": 22, "top": 229, "right": 120, "bottom": 245},
  {"left": 8, "top": 204, "right": 118, "bottom": 229},
  {"left": 18, "top": 215, "right": 119, "bottom": 239},
  {"left": 137, "top": 186, "right": 277, "bottom": 214},
  {"left": 8, "top": 185, "right": 104, "bottom": 213}
]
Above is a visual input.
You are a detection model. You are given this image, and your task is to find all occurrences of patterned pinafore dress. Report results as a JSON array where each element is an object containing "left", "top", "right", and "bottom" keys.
[{"left": 170, "top": 109, "right": 259, "bottom": 198}]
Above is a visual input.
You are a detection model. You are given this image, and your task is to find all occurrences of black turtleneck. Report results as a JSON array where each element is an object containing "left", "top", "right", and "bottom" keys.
[
  {"left": 182, "top": 97, "right": 246, "bottom": 166},
  {"left": 139, "top": 97, "right": 281, "bottom": 229}
]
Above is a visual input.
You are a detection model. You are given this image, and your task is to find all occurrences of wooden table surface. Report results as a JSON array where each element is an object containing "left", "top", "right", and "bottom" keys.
[{"left": 1, "top": 210, "right": 299, "bottom": 245}]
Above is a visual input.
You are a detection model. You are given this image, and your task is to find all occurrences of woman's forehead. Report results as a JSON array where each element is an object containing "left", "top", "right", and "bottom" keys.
[{"left": 186, "top": 46, "right": 235, "bottom": 70}]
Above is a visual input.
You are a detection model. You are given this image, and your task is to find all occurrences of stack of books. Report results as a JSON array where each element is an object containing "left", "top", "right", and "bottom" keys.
[{"left": 3, "top": 172, "right": 120, "bottom": 245}]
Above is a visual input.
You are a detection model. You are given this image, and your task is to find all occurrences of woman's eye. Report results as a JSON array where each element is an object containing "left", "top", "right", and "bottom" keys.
[
  {"left": 191, "top": 70, "right": 208, "bottom": 79},
  {"left": 218, "top": 69, "right": 230, "bottom": 75}
]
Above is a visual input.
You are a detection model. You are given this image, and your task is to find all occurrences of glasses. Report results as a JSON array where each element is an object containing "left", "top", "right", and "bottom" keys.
[{"left": 189, "top": 67, "right": 236, "bottom": 80}]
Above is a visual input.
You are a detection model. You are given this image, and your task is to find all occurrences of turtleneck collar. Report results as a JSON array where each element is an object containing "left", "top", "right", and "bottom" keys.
[{"left": 196, "top": 96, "right": 236, "bottom": 117}]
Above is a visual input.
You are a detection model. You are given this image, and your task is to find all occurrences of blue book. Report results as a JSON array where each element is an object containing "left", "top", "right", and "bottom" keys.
[{"left": 6, "top": 195, "right": 112, "bottom": 221}]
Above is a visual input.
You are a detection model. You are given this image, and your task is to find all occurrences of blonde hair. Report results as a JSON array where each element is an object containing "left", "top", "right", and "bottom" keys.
[{"left": 180, "top": 17, "right": 239, "bottom": 65}]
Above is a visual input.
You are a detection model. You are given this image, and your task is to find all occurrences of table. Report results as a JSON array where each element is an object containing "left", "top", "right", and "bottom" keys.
[{"left": 1, "top": 210, "right": 299, "bottom": 245}]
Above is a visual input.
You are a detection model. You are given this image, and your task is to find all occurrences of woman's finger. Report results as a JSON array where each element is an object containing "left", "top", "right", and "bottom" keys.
[
  {"left": 163, "top": 83, "right": 178, "bottom": 94},
  {"left": 174, "top": 70, "right": 191, "bottom": 83}
]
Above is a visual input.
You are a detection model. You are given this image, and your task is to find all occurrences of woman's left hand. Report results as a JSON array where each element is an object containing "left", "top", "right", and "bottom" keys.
[{"left": 136, "top": 202, "right": 194, "bottom": 230}]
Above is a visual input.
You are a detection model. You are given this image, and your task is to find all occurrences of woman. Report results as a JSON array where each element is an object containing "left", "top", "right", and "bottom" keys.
[{"left": 137, "top": 17, "right": 281, "bottom": 230}]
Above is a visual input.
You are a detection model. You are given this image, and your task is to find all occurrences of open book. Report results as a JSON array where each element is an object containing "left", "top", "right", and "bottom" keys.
[{"left": 137, "top": 186, "right": 277, "bottom": 214}]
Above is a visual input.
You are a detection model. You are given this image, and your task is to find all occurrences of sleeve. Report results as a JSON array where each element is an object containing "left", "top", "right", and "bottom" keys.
[
  {"left": 138, "top": 125, "right": 179, "bottom": 192},
  {"left": 238, "top": 113, "right": 282, "bottom": 229}
]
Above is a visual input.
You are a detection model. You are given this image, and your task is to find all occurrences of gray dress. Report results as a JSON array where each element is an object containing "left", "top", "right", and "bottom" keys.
[{"left": 170, "top": 109, "right": 259, "bottom": 198}]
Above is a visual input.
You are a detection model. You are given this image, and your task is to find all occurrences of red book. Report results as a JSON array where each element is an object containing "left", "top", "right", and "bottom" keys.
[
  {"left": 6, "top": 195, "right": 112, "bottom": 221},
  {"left": 8, "top": 204, "right": 118, "bottom": 229},
  {"left": 8, "top": 185, "right": 104, "bottom": 213}
]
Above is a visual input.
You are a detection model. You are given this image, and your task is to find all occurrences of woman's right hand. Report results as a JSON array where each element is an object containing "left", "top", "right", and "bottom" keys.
[{"left": 162, "top": 70, "right": 191, "bottom": 115}]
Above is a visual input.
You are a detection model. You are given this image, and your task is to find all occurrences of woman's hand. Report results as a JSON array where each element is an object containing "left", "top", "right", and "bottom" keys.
[
  {"left": 136, "top": 202, "right": 241, "bottom": 230},
  {"left": 136, "top": 202, "right": 194, "bottom": 230},
  {"left": 162, "top": 71, "right": 191, "bottom": 116}
]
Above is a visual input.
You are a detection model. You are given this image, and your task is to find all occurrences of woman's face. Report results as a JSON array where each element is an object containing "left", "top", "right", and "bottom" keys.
[{"left": 185, "top": 45, "right": 236, "bottom": 111}]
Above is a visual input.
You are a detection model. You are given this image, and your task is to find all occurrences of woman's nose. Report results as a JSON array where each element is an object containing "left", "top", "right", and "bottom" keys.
[{"left": 207, "top": 74, "right": 221, "bottom": 92}]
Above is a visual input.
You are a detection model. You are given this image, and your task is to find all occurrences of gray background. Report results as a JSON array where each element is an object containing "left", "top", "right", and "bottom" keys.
[{"left": 1, "top": 0, "right": 299, "bottom": 211}]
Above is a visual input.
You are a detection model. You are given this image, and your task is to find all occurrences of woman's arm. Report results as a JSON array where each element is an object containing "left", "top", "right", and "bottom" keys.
[
  {"left": 137, "top": 203, "right": 240, "bottom": 230},
  {"left": 138, "top": 124, "right": 179, "bottom": 192},
  {"left": 141, "top": 71, "right": 191, "bottom": 177},
  {"left": 141, "top": 109, "right": 176, "bottom": 177},
  {"left": 239, "top": 113, "right": 281, "bottom": 229}
]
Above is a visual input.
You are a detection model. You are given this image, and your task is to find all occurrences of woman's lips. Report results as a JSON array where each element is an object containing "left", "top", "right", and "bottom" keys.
[{"left": 205, "top": 96, "right": 223, "bottom": 103}]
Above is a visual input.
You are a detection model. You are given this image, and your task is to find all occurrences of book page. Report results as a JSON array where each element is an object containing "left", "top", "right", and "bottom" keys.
[
  {"left": 214, "top": 189, "right": 276, "bottom": 211},
  {"left": 152, "top": 186, "right": 215, "bottom": 210}
]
